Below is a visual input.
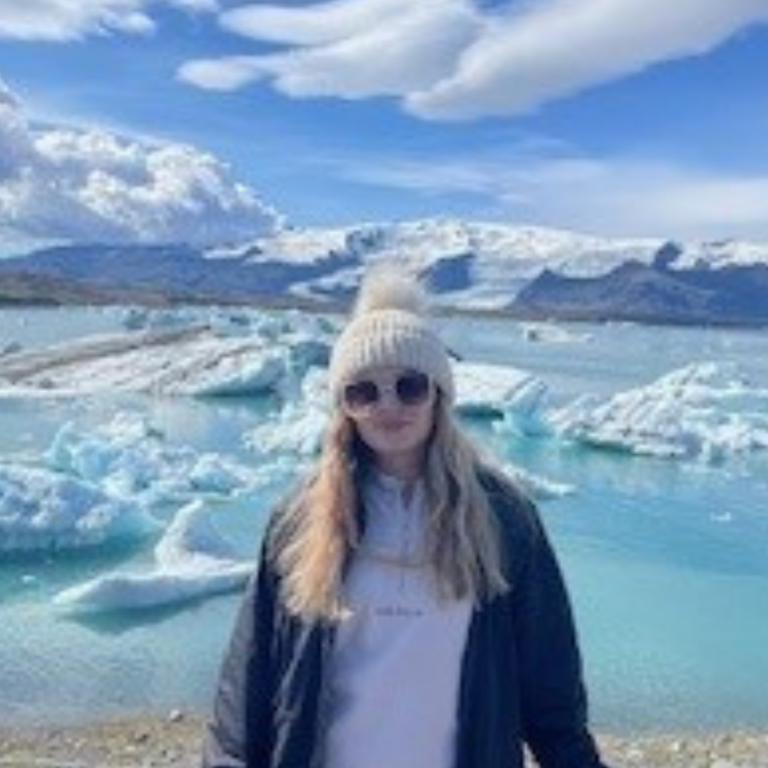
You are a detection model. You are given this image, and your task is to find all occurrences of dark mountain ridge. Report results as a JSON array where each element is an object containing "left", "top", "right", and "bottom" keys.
[{"left": 512, "top": 259, "right": 768, "bottom": 326}]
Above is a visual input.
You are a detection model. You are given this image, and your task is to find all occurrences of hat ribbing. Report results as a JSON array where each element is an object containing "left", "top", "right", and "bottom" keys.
[{"left": 328, "top": 270, "right": 455, "bottom": 404}]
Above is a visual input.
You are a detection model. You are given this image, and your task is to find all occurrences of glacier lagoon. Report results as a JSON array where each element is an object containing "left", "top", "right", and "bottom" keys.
[{"left": 1, "top": 306, "right": 767, "bottom": 733}]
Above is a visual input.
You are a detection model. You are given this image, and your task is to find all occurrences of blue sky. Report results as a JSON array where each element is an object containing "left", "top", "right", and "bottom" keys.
[{"left": 1, "top": 0, "right": 768, "bottom": 251}]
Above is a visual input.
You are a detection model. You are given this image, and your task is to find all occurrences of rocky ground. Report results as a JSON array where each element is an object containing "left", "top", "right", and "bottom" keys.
[{"left": 1, "top": 712, "right": 767, "bottom": 768}]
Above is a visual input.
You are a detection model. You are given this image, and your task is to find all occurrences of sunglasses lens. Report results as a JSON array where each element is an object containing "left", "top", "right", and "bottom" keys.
[
  {"left": 343, "top": 371, "right": 432, "bottom": 412},
  {"left": 343, "top": 380, "right": 379, "bottom": 410},
  {"left": 395, "top": 372, "right": 431, "bottom": 405}
]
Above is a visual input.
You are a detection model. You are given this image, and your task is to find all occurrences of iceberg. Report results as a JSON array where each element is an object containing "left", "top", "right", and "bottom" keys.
[
  {"left": 520, "top": 323, "right": 593, "bottom": 344},
  {"left": 121, "top": 307, "right": 197, "bottom": 332},
  {"left": 47, "top": 412, "right": 260, "bottom": 504},
  {"left": 248, "top": 367, "right": 330, "bottom": 457},
  {"left": 0, "top": 325, "right": 296, "bottom": 397},
  {"left": 501, "top": 463, "right": 576, "bottom": 500},
  {"left": 549, "top": 362, "right": 768, "bottom": 461},
  {"left": 252, "top": 405, "right": 328, "bottom": 458},
  {"left": 0, "top": 463, "right": 160, "bottom": 553},
  {"left": 0, "top": 318, "right": 537, "bottom": 411},
  {"left": 454, "top": 362, "right": 546, "bottom": 417},
  {"left": 54, "top": 500, "right": 254, "bottom": 612},
  {"left": 492, "top": 378, "right": 550, "bottom": 437}
]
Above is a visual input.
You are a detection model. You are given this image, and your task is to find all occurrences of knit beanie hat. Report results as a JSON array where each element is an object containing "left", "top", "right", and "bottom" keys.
[{"left": 328, "top": 266, "right": 455, "bottom": 404}]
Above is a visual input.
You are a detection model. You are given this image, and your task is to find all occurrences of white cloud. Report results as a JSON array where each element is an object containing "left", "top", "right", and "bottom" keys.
[
  {"left": 183, "top": 0, "right": 768, "bottom": 120},
  {"left": 182, "top": 0, "right": 480, "bottom": 97},
  {"left": 0, "top": 79, "right": 34, "bottom": 180},
  {"left": 0, "top": 0, "right": 216, "bottom": 42},
  {"left": 332, "top": 147, "right": 768, "bottom": 240},
  {"left": 220, "top": 0, "right": 416, "bottom": 46},
  {"left": 409, "top": 0, "right": 768, "bottom": 120},
  {"left": 177, "top": 56, "right": 266, "bottom": 92},
  {"left": 0, "top": 79, "right": 280, "bottom": 246}
]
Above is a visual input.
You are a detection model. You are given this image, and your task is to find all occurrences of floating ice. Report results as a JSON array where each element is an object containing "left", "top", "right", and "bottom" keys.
[
  {"left": 549, "top": 362, "right": 768, "bottom": 461},
  {"left": 1, "top": 341, "right": 23, "bottom": 357},
  {"left": 47, "top": 412, "right": 260, "bottom": 504},
  {"left": 501, "top": 463, "right": 576, "bottom": 500},
  {"left": 121, "top": 307, "right": 198, "bottom": 332},
  {"left": 491, "top": 378, "right": 550, "bottom": 437},
  {"left": 154, "top": 500, "right": 241, "bottom": 566},
  {"left": 0, "top": 314, "right": 540, "bottom": 411},
  {"left": 248, "top": 367, "right": 330, "bottom": 457},
  {"left": 454, "top": 362, "right": 545, "bottom": 417},
  {"left": 0, "top": 326, "right": 294, "bottom": 397},
  {"left": 122, "top": 306, "right": 279, "bottom": 336},
  {"left": 520, "top": 323, "right": 593, "bottom": 344},
  {"left": 0, "top": 463, "right": 160, "bottom": 553},
  {"left": 54, "top": 501, "right": 254, "bottom": 612},
  {"left": 189, "top": 346, "right": 286, "bottom": 396}
]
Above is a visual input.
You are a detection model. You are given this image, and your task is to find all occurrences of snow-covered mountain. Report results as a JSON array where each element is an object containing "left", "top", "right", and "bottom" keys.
[
  {"left": 1, "top": 218, "right": 768, "bottom": 322},
  {"left": 214, "top": 219, "right": 664, "bottom": 308},
  {"left": 205, "top": 218, "right": 768, "bottom": 310}
]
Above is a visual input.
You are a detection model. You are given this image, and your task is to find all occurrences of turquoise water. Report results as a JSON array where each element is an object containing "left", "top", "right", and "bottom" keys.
[{"left": 1, "top": 308, "right": 767, "bottom": 733}]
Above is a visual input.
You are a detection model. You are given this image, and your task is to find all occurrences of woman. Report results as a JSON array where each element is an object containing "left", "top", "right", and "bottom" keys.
[{"left": 203, "top": 268, "right": 609, "bottom": 768}]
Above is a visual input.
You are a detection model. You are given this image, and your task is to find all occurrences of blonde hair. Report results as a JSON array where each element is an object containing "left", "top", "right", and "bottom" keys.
[{"left": 273, "top": 395, "right": 513, "bottom": 621}]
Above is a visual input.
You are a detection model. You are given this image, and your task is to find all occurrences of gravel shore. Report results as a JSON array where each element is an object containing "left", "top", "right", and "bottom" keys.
[{"left": 1, "top": 712, "right": 767, "bottom": 768}]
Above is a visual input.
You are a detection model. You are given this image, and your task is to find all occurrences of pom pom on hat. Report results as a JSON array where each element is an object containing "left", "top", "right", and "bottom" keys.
[
  {"left": 328, "top": 265, "right": 455, "bottom": 404},
  {"left": 351, "top": 264, "right": 429, "bottom": 318}
]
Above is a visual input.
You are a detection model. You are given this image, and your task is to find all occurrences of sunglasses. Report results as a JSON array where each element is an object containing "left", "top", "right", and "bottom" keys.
[{"left": 342, "top": 371, "right": 433, "bottom": 413}]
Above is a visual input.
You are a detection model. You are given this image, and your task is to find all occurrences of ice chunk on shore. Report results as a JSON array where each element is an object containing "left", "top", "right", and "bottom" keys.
[
  {"left": 0, "top": 463, "right": 160, "bottom": 553},
  {"left": 550, "top": 362, "right": 768, "bottom": 461},
  {"left": 54, "top": 501, "right": 253, "bottom": 612},
  {"left": 47, "top": 412, "right": 259, "bottom": 504}
]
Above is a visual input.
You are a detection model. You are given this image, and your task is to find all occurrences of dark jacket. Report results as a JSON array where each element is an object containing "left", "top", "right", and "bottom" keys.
[{"left": 202, "top": 472, "right": 609, "bottom": 768}]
